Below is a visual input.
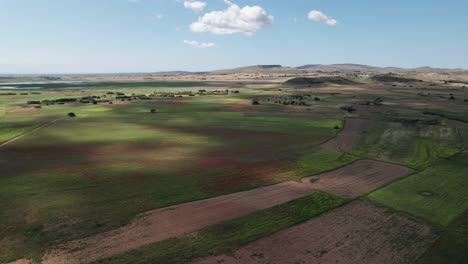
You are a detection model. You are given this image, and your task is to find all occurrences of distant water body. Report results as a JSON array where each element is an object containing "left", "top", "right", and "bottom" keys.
[{"left": 0, "top": 81, "right": 87, "bottom": 89}]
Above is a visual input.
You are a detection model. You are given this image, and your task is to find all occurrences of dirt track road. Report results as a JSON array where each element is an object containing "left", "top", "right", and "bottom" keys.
[
  {"left": 0, "top": 118, "right": 64, "bottom": 149},
  {"left": 42, "top": 160, "right": 412, "bottom": 264}
]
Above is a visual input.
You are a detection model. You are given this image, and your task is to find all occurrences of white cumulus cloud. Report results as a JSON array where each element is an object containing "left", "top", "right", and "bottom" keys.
[
  {"left": 308, "top": 10, "right": 338, "bottom": 26},
  {"left": 189, "top": 1, "right": 273, "bottom": 36},
  {"left": 183, "top": 40, "right": 216, "bottom": 48},
  {"left": 184, "top": 1, "right": 206, "bottom": 12}
]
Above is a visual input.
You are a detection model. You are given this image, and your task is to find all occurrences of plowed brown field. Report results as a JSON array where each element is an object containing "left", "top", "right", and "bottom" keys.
[
  {"left": 192, "top": 201, "right": 436, "bottom": 264},
  {"left": 43, "top": 181, "right": 313, "bottom": 264},
  {"left": 42, "top": 160, "right": 412, "bottom": 264},
  {"left": 321, "top": 118, "right": 369, "bottom": 152},
  {"left": 305, "top": 160, "right": 413, "bottom": 198}
]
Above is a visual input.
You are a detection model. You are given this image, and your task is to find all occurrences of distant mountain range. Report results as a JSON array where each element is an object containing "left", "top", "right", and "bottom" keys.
[{"left": 207, "top": 64, "right": 467, "bottom": 75}]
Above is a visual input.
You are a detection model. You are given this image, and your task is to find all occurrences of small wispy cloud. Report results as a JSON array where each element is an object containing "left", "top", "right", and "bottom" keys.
[
  {"left": 148, "top": 13, "right": 164, "bottom": 21},
  {"left": 183, "top": 40, "right": 216, "bottom": 48},
  {"left": 184, "top": 0, "right": 206, "bottom": 12},
  {"left": 308, "top": 10, "right": 338, "bottom": 26}
]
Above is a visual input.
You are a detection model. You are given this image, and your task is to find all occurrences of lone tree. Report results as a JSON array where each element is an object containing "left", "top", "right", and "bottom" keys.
[
  {"left": 67, "top": 112, "right": 76, "bottom": 117},
  {"left": 252, "top": 99, "right": 260, "bottom": 105},
  {"left": 340, "top": 106, "right": 356, "bottom": 113},
  {"left": 150, "top": 108, "right": 157, "bottom": 114}
]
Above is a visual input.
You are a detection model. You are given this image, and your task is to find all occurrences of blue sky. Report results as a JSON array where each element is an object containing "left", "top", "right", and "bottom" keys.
[{"left": 1, "top": 0, "right": 467, "bottom": 73}]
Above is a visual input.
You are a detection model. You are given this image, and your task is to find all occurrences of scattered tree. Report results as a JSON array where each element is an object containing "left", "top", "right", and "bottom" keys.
[{"left": 340, "top": 106, "right": 356, "bottom": 113}]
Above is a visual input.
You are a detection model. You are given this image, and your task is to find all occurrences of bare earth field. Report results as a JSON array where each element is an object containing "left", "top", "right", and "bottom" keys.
[
  {"left": 307, "top": 160, "right": 413, "bottom": 199},
  {"left": 192, "top": 201, "right": 437, "bottom": 264},
  {"left": 321, "top": 118, "right": 369, "bottom": 153},
  {"left": 42, "top": 160, "right": 412, "bottom": 263},
  {"left": 43, "top": 181, "right": 314, "bottom": 264}
]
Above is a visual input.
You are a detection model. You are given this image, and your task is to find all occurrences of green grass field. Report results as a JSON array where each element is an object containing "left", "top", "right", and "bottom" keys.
[
  {"left": 368, "top": 153, "right": 468, "bottom": 226},
  {"left": 353, "top": 117, "right": 463, "bottom": 169},
  {"left": 0, "top": 86, "right": 355, "bottom": 262},
  {"left": 418, "top": 210, "right": 468, "bottom": 264},
  {"left": 95, "top": 192, "right": 345, "bottom": 264}
]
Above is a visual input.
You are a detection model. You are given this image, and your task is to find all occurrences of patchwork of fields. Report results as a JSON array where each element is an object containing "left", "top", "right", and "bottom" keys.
[{"left": 1, "top": 76, "right": 467, "bottom": 264}]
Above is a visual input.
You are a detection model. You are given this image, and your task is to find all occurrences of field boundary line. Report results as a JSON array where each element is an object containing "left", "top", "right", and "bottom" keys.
[{"left": 0, "top": 117, "right": 65, "bottom": 149}]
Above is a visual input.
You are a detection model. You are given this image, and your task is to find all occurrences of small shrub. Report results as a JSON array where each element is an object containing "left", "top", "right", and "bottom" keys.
[
  {"left": 67, "top": 112, "right": 76, "bottom": 117},
  {"left": 150, "top": 108, "right": 157, "bottom": 114},
  {"left": 340, "top": 106, "right": 356, "bottom": 113},
  {"left": 373, "top": 97, "right": 384, "bottom": 106},
  {"left": 252, "top": 99, "right": 260, "bottom": 105}
]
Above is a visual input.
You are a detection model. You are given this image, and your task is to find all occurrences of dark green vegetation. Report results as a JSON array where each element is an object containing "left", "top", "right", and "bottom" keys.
[
  {"left": 353, "top": 116, "right": 463, "bottom": 170},
  {"left": 418, "top": 210, "right": 468, "bottom": 264},
  {"left": 368, "top": 153, "right": 468, "bottom": 226},
  {"left": 95, "top": 192, "right": 344, "bottom": 264},
  {"left": 371, "top": 73, "right": 420, "bottom": 83},
  {"left": 283, "top": 76, "right": 356, "bottom": 87}
]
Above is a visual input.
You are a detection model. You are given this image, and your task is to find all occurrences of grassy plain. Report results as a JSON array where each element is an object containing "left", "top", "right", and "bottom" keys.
[
  {"left": 0, "top": 82, "right": 353, "bottom": 262},
  {"left": 368, "top": 153, "right": 468, "bottom": 226}
]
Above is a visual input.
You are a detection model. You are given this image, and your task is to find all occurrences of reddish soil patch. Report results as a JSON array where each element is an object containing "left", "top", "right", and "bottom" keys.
[
  {"left": 203, "top": 160, "right": 293, "bottom": 193},
  {"left": 4, "top": 143, "right": 183, "bottom": 160},
  {"left": 41, "top": 159, "right": 414, "bottom": 264},
  {"left": 105, "top": 101, "right": 131, "bottom": 107},
  {"left": 6, "top": 108, "right": 38, "bottom": 115},
  {"left": 192, "top": 201, "right": 436, "bottom": 264},
  {"left": 355, "top": 105, "right": 393, "bottom": 115},
  {"left": 220, "top": 100, "right": 269, "bottom": 112},
  {"left": 304, "top": 160, "right": 413, "bottom": 199},
  {"left": 157, "top": 99, "right": 191, "bottom": 105},
  {"left": 215, "top": 99, "right": 233, "bottom": 104},
  {"left": 7, "top": 259, "right": 30, "bottom": 264},
  {"left": 182, "top": 127, "right": 289, "bottom": 137},
  {"left": 321, "top": 118, "right": 369, "bottom": 153},
  {"left": 42, "top": 181, "right": 314, "bottom": 264}
]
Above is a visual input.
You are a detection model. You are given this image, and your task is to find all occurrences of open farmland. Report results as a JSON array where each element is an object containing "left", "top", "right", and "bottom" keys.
[
  {"left": 191, "top": 201, "right": 437, "bottom": 264},
  {"left": 0, "top": 81, "right": 350, "bottom": 262},
  {"left": 1, "top": 67, "right": 468, "bottom": 264},
  {"left": 368, "top": 153, "right": 468, "bottom": 226}
]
